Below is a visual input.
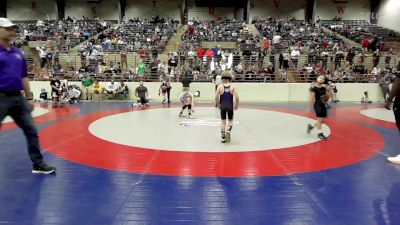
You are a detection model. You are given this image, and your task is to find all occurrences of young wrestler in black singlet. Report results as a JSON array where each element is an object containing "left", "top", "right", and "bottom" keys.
[{"left": 307, "top": 75, "right": 332, "bottom": 140}]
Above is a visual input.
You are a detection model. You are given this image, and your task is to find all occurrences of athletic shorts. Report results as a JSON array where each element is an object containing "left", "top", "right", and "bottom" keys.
[
  {"left": 137, "top": 97, "right": 148, "bottom": 104},
  {"left": 221, "top": 108, "right": 234, "bottom": 120},
  {"left": 52, "top": 91, "right": 61, "bottom": 98},
  {"left": 314, "top": 102, "right": 327, "bottom": 118}
]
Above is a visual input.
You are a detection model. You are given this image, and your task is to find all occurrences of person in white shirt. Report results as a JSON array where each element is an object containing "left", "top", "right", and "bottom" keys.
[
  {"left": 227, "top": 52, "right": 233, "bottom": 70},
  {"left": 291, "top": 48, "right": 301, "bottom": 67},
  {"left": 36, "top": 47, "right": 47, "bottom": 68},
  {"left": 104, "top": 80, "right": 119, "bottom": 99},
  {"left": 272, "top": 33, "right": 282, "bottom": 45}
]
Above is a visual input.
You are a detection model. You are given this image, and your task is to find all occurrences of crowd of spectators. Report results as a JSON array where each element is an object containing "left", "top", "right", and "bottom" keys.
[{"left": 20, "top": 15, "right": 398, "bottom": 85}]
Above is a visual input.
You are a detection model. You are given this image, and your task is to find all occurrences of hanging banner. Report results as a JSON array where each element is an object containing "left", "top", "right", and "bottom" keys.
[
  {"left": 32, "top": 1, "right": 37, "bottom": 10},
  {"left": 273, "top": 0, "right": 280, "bottom": 8},
  {"left": 337, "top": 6, "right": 346, "bottom": 14}
]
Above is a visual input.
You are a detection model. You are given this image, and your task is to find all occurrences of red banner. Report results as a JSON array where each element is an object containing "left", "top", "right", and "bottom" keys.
[
  {"left": 337, "top": 6, "right": 346, "bottom": 14},
  {"left": 31, "top": 1, "right": 37, "bottom": 10},
  {"left": 91, "top": 6, "right": 97, "bottom": 15}
]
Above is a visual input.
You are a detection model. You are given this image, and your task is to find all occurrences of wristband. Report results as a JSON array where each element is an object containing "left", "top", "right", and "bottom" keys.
[{"left": 26, "top": 97, "right": 33, "bottom": 101}]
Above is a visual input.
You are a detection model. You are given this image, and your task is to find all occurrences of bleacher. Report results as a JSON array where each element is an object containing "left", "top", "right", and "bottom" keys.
[{"left": 322, "top": 20, "right": 400, "bottom": 49}]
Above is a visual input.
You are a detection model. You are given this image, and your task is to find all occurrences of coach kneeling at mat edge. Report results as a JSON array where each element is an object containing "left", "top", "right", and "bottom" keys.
[{"left": 135, "top": 80, "right": 149, "bottom": 106}]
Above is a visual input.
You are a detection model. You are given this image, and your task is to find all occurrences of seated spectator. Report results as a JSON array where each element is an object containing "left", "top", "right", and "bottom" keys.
[
  {"left": 91, "top": 80, "right": 103, "bottom": 100},
  {"left": 104, "top": 80, "right": 119, "bottom": 99},
  {"left": 118, "top": 81, "right": 129, "bottom": 99}
]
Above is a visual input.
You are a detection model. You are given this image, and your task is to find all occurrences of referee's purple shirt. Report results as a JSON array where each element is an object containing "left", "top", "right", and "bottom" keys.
[{"left": 0, "top": 45, "right": 28, "bottom": 92}]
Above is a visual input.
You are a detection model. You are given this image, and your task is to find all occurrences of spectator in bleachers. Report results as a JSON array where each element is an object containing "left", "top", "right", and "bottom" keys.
[
  {"left": 120, "top": 47, "right": 128, "bottom": 69},
  {"left": 385, "top": 49, "right": 394, "bottom": 65},
  {"left": 291, "top": 47, "right": 301, "bottom": 68},
  {"left": 52, "top": 59, "right": 63, "bottom": 75},
  {"left": 372, "top": 50, "right": 380, "bottom": 67},
  {"left": 362, "top": 37, "right": 370, "bottom": 52}
]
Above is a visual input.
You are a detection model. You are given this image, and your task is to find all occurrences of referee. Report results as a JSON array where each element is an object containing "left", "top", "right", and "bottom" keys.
[
  {"left": 0, "top": 18, "right": 55, "bottom": 174},
  {"left": 385, "top": 72, "right": 400, "bottom": 164}
]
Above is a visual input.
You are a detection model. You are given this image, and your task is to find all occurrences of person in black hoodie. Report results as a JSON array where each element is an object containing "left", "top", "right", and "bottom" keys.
[{"left": 181, "top": 69, "right": 192, "bottom": 92}]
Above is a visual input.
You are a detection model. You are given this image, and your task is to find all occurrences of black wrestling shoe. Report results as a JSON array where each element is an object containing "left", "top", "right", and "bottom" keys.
[
  {"left": 307, "top": 124, "right": 314, "bottom": 134},
  {"left": 221, "top": 133, "right": 226, "bottom": 143},
  {"left": 32, "top": 163, "right": 56, "bottom": 174},
  {"left": 318, "top": 133, "right": 329, "bottom": 140}
]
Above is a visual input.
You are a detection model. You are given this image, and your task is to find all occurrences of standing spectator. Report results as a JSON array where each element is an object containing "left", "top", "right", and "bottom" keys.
[
  {"left": 120, "top": 47, "right": 128, "bottom": 69},
  {"left": 372, "top": 50, "right": 380, "bottom": 67},
  {"left": 81, "top": 75, "right": 93, "bottom": 100},
  {"left": 272, "top": 32, "right": 282, "bottom": 50},
  {"left": 385, "top": 49, "right": 394, "bottom": 66},
  {"left": 205, "top": 48, "right": 214, "bottom": 59},
  {"left": 379, "top": 73, "right": 391, "bottom": 102},
  {"left": 282, "top": 50, "right": 290, "bottom": 70},
  {"left": 137, "top": 61, "right": 146, "bottom": 78},
  {"left": 36, "top": 46, "right": 47, "bottom": 68},
  {"left": 213, "top": 71, "right": 223, "bottom": 106},
  {"left": 291, "top": 47, "right": 300, "bottom": 68},
  {"left": 52, "top": 59, "right": 63, "bottom": 75},
  {"left": 181, "top": 72, "right": 192, "bottom": 92},
  {"left": 362, "top": 37, "right": 370, "bottom": 52},
  {"left": 197, "top": 47, "right": 205, "bottom": 58},
  {"left": 0, "top": 18, "right": 55, "bottom": 174},
  {"left": 262, "top": 37, "right": 270, "bottom": 54},
  {"left": 168, "top": 55, "right": 178, "bottom": 73}
]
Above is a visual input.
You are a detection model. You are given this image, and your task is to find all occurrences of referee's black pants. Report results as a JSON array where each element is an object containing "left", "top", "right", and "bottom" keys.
[{"left": 0, "top": 94, "right": 44, "bottom": 166}]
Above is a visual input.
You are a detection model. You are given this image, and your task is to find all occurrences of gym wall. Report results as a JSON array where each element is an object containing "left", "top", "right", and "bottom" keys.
[
  {"left": 64, "top": 0, "right": 119, "bottom": 20},
  {"left": 29, "top": 82, "right": 385, "bottom": 102},
  {"left": 249, "top": 0, "right": 307, "bottom": 20},
  {"left": 7, "top": 0, "right": 58, "bottom": 20},
  {"left": 378, "top": 0, "right": 400, "bottom": 32},
  {"left": 125, "top": 0, "right": 181, "bottom": 20},
  {"left": 316, "top": 0, "right": 371, "bottom": 20}
]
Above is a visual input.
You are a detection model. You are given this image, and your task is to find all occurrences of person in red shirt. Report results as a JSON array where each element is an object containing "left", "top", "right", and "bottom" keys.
[
  {"left": 314, "top": 63, "right": 324, "bottom": 74},
  {"left": 138, "top": 48, "right": 146, "bottom": 59},
  {"left": 188, "top": 25, "right": 194, "bottom": 35},
  {"left": 362, "top": 37, "right": 370, "bottom": 52},
  {"left": 323, "top": 39, "right": 329, "bottom": 49},
  {"left": 205, "top": 49, "right": 214, "bottom": 58},
  {"left": 197, "top": 48, "right": 205, "bottom": 58},
  {"left": 262, "top": 38, "right": 270, "bottom": 54}
]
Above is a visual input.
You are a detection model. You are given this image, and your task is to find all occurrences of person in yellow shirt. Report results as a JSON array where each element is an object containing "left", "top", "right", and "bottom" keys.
[{"left": 91, "top": 80, "right": 103, "bottom": 100}]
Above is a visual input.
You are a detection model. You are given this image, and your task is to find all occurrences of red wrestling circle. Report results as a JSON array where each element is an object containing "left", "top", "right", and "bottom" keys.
[{"left": 39, "top": 106, "right": 384, "bottom": 177}]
